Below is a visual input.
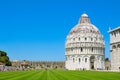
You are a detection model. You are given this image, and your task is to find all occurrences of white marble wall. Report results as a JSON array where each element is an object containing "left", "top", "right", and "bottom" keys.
[
  {"left": 110, "top": 28, "right": 120, "bottom": 70},
  {"left": 65, "top": 55, "right": 104, "bottom": 70}
]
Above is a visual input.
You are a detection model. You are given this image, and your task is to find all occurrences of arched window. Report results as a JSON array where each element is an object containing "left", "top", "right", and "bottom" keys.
[
  {"left": 71, "top": 48, "right": 73, "bottom": 51},
  {"left": 66, "top": 57, "right": 68, "bottom": 61},
  {"left": 114, "top": 32, "right": 116, "bottom": 37},
  {"left": 73, "top": 58, "right": 75, "bottom": 62},
  {"left": 79, "top": 58, "right": 81, "bottom": 63},
  {"left": 85, "top": 37, "right": 87, "bottom": 41},
  {"left": 91, "top": 38, "right": 93, "bottom": 41},
  {"left": 79, "top": 37, "right": 80, "bottom": 41},
  {"left": 73, "top": 38, "right": 75, "bottom": 41},
  {"left": 112, "top": 45, "right": 116, "bottom": 49},
  {"left": 117, "top": 44, "right": 120, "bottom": 48},
  {"left": 92, "top": 47, "right": 93, "bottom": 52},
  {"left": 90, "top": 30, "right": 92, "bottom": 32},
  {"left": 81, "top": 48, "right": 83, "bottom": 52},
  {"left": 111, "top": 32, "right": 113, "bottom": 36},
  {"left": 85, "top": 58, "right": 87, "bottom": 62}
]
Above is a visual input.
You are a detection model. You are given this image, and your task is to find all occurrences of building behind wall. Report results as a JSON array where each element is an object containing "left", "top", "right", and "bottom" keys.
[
  {"left": 109, "top": 27, "right": 120, "bottom": 71},
  {"left": 12, "top": 60, "right": 65, "bottom": 70},
  {"left": 105, "top": 58, "right": 111, "bottom": 70}
]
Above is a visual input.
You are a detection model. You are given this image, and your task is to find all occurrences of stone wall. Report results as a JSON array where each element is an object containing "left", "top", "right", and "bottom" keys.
[{"left": 12, "top": 60, "right": 65, "bottom": 70}]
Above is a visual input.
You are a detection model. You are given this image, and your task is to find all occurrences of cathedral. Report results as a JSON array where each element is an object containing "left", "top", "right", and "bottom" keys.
[
  {"left": 65, "top": 13, "right": 105, "bottom": 70},
  {"left": 109, "top": 27, "right": 120, "bottom": 71}
]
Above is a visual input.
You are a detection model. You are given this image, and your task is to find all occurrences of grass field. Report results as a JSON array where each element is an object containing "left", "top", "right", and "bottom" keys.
[{"left": 0, "top": 70, "right": 120, "bottom": 80}]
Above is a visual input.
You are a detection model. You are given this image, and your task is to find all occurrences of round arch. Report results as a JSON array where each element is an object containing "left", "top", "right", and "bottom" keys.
[
  {"left": 112, "top": 45, "right": 116, "bottom": 49},
  {"left": 117, "top": 44, "right": 120, "bottom": 48},
  {"left": 90, "top": 56, "right": 95, "bottom": 69}
]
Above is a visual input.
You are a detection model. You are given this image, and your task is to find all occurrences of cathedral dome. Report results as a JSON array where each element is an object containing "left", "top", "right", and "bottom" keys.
[
  {"left": 65, "top": 13, "right": 105, "bottom": 70},
  {"left": 69, "top": 13, "right": 99, "bottom": 35},
  {"left": 65, "top": 13, "right": 104, "bottom": 55}
]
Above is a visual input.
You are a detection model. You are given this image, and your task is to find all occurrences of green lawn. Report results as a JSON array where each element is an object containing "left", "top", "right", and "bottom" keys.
[{"left": 0, "top": 70, "right": 120, "bottom": 80}]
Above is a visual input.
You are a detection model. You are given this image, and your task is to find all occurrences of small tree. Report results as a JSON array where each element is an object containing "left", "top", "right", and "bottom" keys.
[{"left": 0, "top": 50, "right": 11, "bottom": 66}]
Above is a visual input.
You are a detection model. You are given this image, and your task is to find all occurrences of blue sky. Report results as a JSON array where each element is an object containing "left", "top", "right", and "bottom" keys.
[{"left": 0, "top": 0, "right": 120, "bottom": 61}]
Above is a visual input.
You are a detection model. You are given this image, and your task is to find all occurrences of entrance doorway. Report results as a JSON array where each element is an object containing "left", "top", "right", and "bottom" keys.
[{"left": 90, "top": 56, "right": 95, "bottom": 70}]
